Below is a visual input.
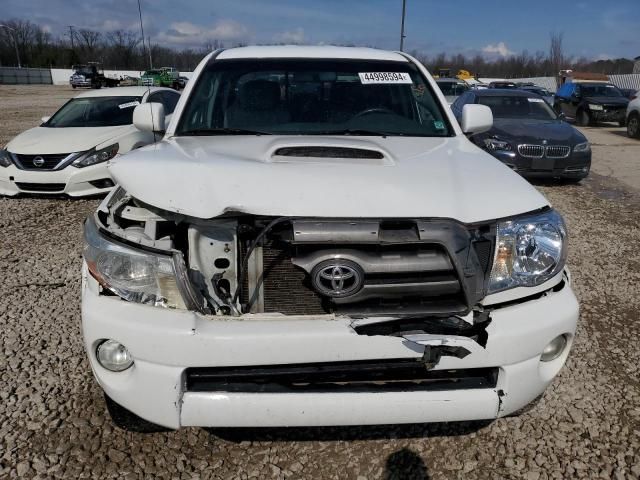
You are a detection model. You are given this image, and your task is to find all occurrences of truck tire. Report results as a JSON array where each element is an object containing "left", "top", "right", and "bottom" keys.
[
  {"left": 71, "top": 84, "right": 76, "bottom": 89},
  {"left": 576, "top": 109, "right": 591, "bottom": 127},
  {"left": 628, "top": 113, "right": 640, "bottom": 139},
  {"left": 104, "top": 394, "right": 170, "bottom": 433}
]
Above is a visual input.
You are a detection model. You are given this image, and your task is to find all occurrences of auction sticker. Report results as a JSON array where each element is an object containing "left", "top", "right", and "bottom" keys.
[
  {"left": 359, "top": 72, "right": 413, "bottom": 84},
  {"left": 118, "top": 101, "right": 141, "bottom": 109},
  {"left": 527, "top": 98, "right": 545, "bottom": 103}
]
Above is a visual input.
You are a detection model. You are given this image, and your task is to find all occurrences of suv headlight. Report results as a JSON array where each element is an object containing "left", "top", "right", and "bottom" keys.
[
  {"left": 488, "top": 209, "right": 567, "bottom": 293},
  {"left": 588, "top": 104, "right": 603, "bottom": 111},
  {"left": 573, "top": 142, "right": 590, "bottom": 153},
  {"left": 483, "top": 138, "right": 512, "bottom": 151},
  {"left": 0, "top": 149, "right": 13, "bottom": 168},
  {"left": 83, "top": 216, "right": 187, "bottom": 309},
  {"left": 73, "top": 143, "right": 119, "bottom": 168}
]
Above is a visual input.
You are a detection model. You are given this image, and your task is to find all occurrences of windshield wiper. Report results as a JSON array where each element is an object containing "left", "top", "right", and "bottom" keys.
[
  {"left": 311, "top": 129, "right": 398, "bottom": 136},
  {"left": 179, "top": 128, "right": 272, "bottom": 136}
]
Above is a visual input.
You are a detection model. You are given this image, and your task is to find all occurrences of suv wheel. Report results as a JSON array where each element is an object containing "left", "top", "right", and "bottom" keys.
[
  {"left": 627, "top": 113, "right": 640, "bottom": 138},
  {"left": 104, "top": 394, "right": 170, "bottom": 433},
  {"left": 576, "top": 109, "right": 591, "bottom": 127}
]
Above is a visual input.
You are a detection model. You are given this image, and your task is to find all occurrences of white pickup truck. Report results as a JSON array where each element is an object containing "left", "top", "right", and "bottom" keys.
[{"left": 81, "top": 46, "right": 578, "bottom": 432}]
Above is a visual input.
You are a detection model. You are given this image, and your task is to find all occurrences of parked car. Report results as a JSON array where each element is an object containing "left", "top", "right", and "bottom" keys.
[
  {"left": 489, "top": 81, "right": 517, "bottom": 89},
  {"left": 435, "top": 78, "right": 470, "bottom": 104},
  {"left": 626, "top": 91, "right": 640, "bottom": 138},
  {"left": 553, "top": 82, "right": 629, "bottom": 127},
  {"left": 0, "top": 87, "right": 180, "bottom": 197},
  {"left": 81, "top": 46, "right": 578, "bottom": 432},
  {"left": 451, "top": 89, "right": 591, "bottom": 181},
  {"left": 518, "top": 85, "right": 555, "bottom": 105}
]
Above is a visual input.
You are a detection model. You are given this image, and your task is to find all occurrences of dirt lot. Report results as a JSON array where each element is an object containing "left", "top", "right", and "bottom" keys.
[{"left": 0, "top": 85, "right": 639, "bottom": 479}]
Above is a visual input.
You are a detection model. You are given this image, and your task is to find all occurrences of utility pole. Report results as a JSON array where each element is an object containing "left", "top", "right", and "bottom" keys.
[
  {"left": 68, "top": 25, "right": 75, "bottom": 49},
  {"left": 148, "top": 36, "right": 153, "bottom": 69},
  {"left": 0, "top": 24, "right": 21, "bottom": 68},
  {"left": 399, "top": 0, "right": 407, "bottom": 51}
]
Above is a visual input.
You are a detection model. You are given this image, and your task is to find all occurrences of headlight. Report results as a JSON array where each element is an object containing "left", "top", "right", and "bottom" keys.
[
  {"left": 83, "top": 216, "right": 187, "bottom": 309},
  {"left": 573, "top": 142, "right": 591, "bottom": 153},
  {"left": 489, "top": 209, "right": 567, "bottom": 293},
  {"left": 0, "top": 149, "right": 13, "bottom": 168},
  {"left": 588, "top": 104, "right": 603, "bottom": 111},
  {"left": 483, "top": 138, "right": 512, "bottom": 151},
  {"left": 73, "top": 143, "right": 119, "bottom": 168}
]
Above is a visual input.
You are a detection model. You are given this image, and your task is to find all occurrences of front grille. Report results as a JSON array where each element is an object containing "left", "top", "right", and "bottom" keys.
[
  {"left": 15, "top": 182, "right": 65, "bottom": 192},
  {"left": 517, "top": 145, "right": 570, "bottom": 159},
  {"left": 14, "top": 153, "right": 70, "bottom": 170},
  {"left": 517, "top": 145, "right": 544, "bottom": 158},
  {"left": 185, "top": 361, "right": 499, "bottom": 393},
  {"left": 545, "top": 146, "right": 571, "bottom": 158}
]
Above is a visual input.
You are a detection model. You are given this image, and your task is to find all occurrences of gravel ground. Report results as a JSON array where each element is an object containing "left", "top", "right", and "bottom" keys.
[{"left": 0, "top": 85, "right": 639, "bottom": 479}]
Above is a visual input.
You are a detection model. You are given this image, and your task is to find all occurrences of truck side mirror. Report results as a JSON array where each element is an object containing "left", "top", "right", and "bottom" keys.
[
  {"left": 133, "top": 103, "right": 166, "bottom": 134},
  {"left": 461, "top": 104, "right": 493, "bottom": 135}
]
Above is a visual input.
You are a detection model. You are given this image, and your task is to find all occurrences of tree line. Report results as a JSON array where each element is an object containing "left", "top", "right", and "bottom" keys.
[{"left": 0, "top": 19, "right": 635, "bottom": 77}]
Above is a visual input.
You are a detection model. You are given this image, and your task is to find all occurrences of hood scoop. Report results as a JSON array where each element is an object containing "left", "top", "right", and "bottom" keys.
[{"left": 270, "top": 146, "right": 393, "bottom": 165}]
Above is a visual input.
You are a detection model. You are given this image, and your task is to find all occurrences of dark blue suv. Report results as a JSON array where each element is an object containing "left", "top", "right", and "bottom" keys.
[{"left": 554, "top": 82, "right": 628, "bottom": 127}]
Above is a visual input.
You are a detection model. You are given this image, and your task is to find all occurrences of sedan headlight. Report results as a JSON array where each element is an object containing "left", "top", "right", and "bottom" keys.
[
  {"left": 73, "top": 143, "right": 119, "bottom": 168},
  {"left": 573, "top": 142, "right": 591, "bottom": 153},
  {"left": 483, "top": 138, "right": 512, "bottom": 151},
  {"left": 83, "top": 216, "right": 187, "bottom": 309},
  {"left": 0, "top": 149, "right": 13, "bottom": 168},
  {"left": 588, "top": 104, "right": 603, "bottom": 111},
  {"left": 489, "top": 209, "right": 567, "bottom": 293}
]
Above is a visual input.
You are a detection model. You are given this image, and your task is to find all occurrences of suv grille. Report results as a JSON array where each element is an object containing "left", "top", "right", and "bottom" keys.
[
  {"left": 239, "top": 220, "right": 492, "bottom": 317},
  {"left": 13, "top": 153, "right": 70, "bottom": 170},
  {"left": 518, "top": 144, "right": 570, "bottom": 159}
]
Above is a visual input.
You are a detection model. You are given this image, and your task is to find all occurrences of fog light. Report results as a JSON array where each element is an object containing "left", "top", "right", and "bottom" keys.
[
  {"left": 96, "top": 339, "right": 134, "bottom": 372},
  {"left": 541, "top": 335, "right": 567, "bottom": 362}
]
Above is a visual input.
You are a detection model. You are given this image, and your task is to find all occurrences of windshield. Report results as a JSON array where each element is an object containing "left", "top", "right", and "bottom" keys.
[
  {"left": 177, "top": 59, "right": 452, "bottom": 137},
  {"left": 45, "top": 96, "right": 142, "bottom": 128},
  {"left": 580, "top": 84, "right": 622, "bottom": 98},
  {"left": 477, "top": 95, "right": 557, "bottom": 120},
  {"left": 436, "top": 81, "right": 469, "bottom": 96}
]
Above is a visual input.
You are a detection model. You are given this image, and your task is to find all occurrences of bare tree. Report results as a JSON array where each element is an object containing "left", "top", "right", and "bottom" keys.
[
  {"left": 78, "top": 29, "right": 101, "bottom": 52},
  {"left": 549, "top": 31, "right": 564, "bottom": 76}
]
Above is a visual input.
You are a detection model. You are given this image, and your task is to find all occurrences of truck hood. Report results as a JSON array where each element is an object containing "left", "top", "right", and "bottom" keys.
[
  {"left": 6, "top": 125, "right": 131, "bottom": 154},
  {"left": 109, "top": 135, "right": 549, "bottom": 223}
]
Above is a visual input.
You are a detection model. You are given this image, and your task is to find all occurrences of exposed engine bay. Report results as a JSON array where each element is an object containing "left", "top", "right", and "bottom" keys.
[{"left": 94, "top": 188, "right": 499, "bottom": 349}]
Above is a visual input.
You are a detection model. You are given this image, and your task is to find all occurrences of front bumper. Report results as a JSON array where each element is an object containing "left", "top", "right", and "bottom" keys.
[
  {"left": 0, "top": 162, "right": 114, "bottom": 197},
  {"left": 591, "top": 108, "right": 625, "bottom": 123},
  {"left": 82, "top": 264, "right": 579, "bottom": 429},
  {"left": 491, "top": 150, "right": 591, "bottom": 179}
]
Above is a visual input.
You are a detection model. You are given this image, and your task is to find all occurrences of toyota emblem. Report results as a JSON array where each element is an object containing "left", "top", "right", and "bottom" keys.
[
  {"left": 311, "top": 260, "right": 364, "bottom": 298},
  {"left": 32, "top": 156, "right": 45, "bottom": 167}
]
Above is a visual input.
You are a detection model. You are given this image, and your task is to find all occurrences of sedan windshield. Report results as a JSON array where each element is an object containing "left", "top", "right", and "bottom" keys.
[
  {"left": 45, "top": 96, "right": 142, "bottom": 128},
  {"left": 477, "top": 95, "right": 557, "bottom": 120},
  {"left": 177, "top": 59, "right": 451, "bottom": 137}
]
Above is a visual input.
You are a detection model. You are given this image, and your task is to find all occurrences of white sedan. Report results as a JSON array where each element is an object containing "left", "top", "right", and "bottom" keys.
[{"left": 0, "top": 86, "right": 180, "bottom": 197}]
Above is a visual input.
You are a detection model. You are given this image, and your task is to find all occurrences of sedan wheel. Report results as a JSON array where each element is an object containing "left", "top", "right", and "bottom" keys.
[
  {"left": 576, "top": 109, "right": 591, "bottom": 127},
  {"left": 627, "top": 114, "right": 640, "bottom": 139}
]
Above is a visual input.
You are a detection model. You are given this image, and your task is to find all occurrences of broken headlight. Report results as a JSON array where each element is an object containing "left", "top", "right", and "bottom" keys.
[
  {"left": 488, "top": 209, "right": 567, "bottom": 293},
  {"left": 83, "top": 216, "right": 187, "bottom": 309}
]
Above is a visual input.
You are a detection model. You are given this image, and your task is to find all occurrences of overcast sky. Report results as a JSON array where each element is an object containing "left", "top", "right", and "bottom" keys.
[{"left": 5, "top": 0, "right": 639, "bottom": 59}]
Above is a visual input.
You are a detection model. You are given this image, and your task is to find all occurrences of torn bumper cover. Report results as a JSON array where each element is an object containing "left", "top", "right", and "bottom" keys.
[{"left": 82, "top": 264, "right": 578, "bottom": 429}]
